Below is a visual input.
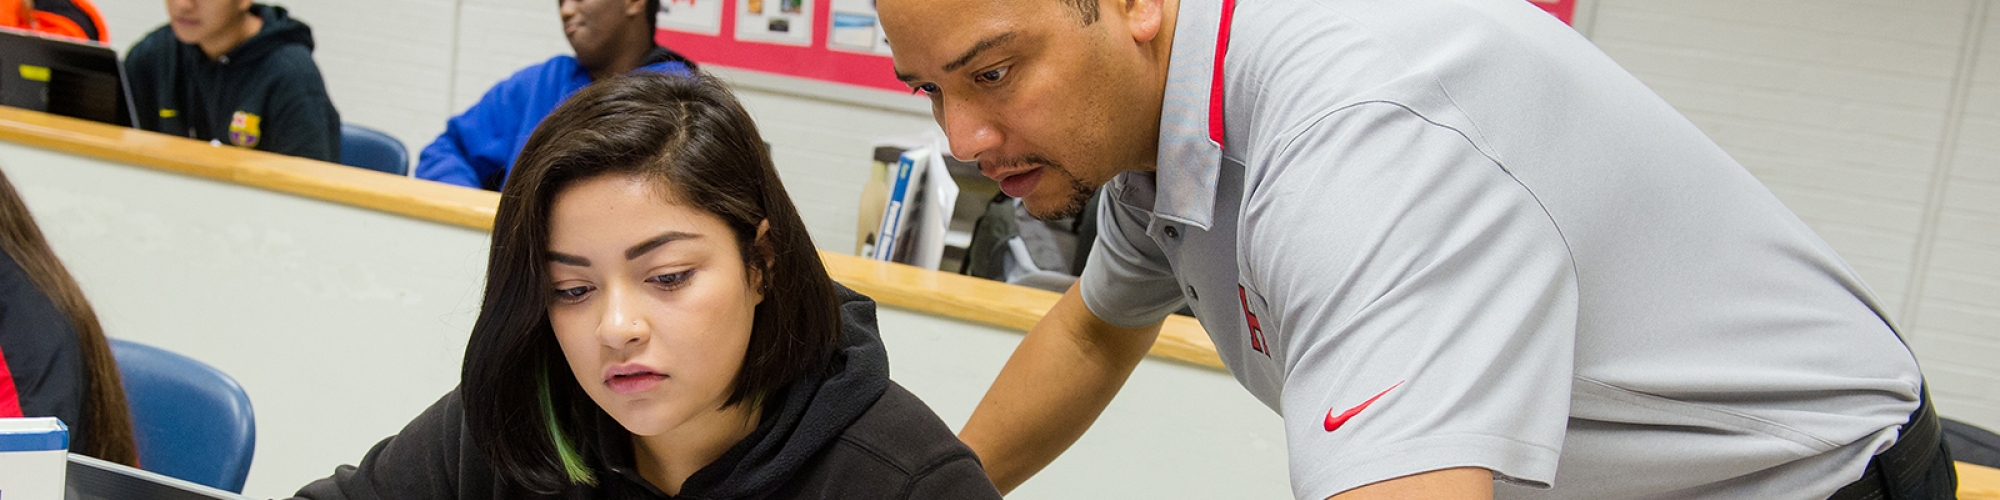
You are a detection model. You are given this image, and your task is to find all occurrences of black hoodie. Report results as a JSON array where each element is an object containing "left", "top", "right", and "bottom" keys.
[
  {"left": 291, "top": 287, "right": 1002, "bottom": 499},
  {"left": 124, "top": 4, "right": 340, "bottom": 163}
]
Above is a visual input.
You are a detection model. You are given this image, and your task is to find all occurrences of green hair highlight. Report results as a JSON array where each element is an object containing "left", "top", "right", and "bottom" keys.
[{"left": 536, "top": 361, "right": 597, "bottom": 486}]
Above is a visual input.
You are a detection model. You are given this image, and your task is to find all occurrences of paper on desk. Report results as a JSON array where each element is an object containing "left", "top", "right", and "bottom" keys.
[{"left": 0, "top": 417, "right": 69, "bottom": 500}]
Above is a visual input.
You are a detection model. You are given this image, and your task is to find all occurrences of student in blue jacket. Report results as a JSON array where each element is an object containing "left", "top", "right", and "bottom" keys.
[{"left": 415, "top": 0, "right": 694, "bottom": 190}]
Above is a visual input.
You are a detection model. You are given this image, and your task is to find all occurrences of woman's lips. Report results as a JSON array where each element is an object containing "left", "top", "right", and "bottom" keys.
[
  {"left": 607, "top": 372, "right": 666, "bottom": 395},
  {"left": 604, "top": 363, "right": 665, "bottom": 395}
]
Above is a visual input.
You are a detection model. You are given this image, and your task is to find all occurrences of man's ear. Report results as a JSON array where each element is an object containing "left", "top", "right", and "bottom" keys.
[
  {"left": 626, "top": 0, "right": 649, "bottom": 18},
  {"left": 1120, "top": 0, "right": 1167, "bottom": 44}
]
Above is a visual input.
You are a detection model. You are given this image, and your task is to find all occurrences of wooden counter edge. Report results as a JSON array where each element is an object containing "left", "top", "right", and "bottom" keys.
[
  {"left": 0, "top": 107, "right": 501, "bottom": 231},
  {"left": 1964, "top": 461, "right": 2000, "bottom": 500},
  {"left": 821, "top": 252, "right": 1224, "bottom": 369},
  {"left": 0, "top": 109, "right": 1226, "bottom": 371}
]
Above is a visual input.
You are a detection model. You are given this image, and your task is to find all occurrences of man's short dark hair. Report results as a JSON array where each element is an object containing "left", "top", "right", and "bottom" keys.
[{"left": 1063, "top": 0, "right": 1098, "bottom": 24}]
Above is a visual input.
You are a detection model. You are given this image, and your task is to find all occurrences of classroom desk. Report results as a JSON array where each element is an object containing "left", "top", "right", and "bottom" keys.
[
  {"left": 68, "top": 453, "right": 254, "bottom": 500},
  {"left": 1, "top": 107, "right": 1993, "bottom": 499},
  {"left": 1965, "top": 462, "right": 2000, "bottom": 500}
]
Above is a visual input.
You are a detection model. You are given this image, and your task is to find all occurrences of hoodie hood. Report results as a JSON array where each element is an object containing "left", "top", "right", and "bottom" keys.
[
  {"left": 210, "top": 4, "right": 314, "bottom": 65},
  {"left": 597, "top": 284, "right": 891, "bottom": 499}
]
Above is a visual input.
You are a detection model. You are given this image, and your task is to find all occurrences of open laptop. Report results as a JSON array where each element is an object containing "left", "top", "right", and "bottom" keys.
[
  {"left": 66, "top": 454, "right": 253, "bottom": 500},
  {"left": 0, "top": 28, "right": 137, "bottom": 127}
]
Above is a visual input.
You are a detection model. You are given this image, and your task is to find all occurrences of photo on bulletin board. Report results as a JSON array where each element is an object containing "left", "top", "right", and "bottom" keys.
[
  {"left": 736, "top": 0, "right": 813, "bottom": 46},
  {"left": 658, "top": 0, "right": 724, "bottom": 36},
  {"left": 826, "top": 0, "right": 892, "bottom": 55}
]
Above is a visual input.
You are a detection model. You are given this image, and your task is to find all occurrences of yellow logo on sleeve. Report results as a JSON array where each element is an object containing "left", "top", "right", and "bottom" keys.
[{"left": 228, "top": 111, "right": 262, "bottom": 148}]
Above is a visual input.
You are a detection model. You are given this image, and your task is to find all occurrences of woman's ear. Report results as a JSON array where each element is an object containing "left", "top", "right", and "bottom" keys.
[{"left": 752, "top": 219, "right": 773, "bottom": 297}]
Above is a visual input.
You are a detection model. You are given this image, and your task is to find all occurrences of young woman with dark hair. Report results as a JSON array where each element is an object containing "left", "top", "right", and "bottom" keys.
[
  {"left": 0, "top": 168, "right": 139, "bottom": 466},
  {"left": 293, "top": 72, "right": 1001, "bottom": 499}
]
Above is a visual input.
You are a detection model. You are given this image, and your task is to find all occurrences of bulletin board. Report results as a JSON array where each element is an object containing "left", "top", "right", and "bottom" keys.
[
  {"left": 654, "top": 0, "right": 907, "bottom": 93},
  {"left": 653, "top": 0, "right": 1578, "bottom": 93}
]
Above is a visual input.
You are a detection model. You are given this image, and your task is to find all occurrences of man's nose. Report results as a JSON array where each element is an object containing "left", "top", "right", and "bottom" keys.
[{"left": 939, "top": 98, "right": 1001, "bottom": 164}]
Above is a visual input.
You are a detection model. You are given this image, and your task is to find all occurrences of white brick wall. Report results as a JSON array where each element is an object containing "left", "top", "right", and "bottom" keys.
[
  {"left": 1913, "top": 1, "right": 2000, "bottom": 427},
  {"left": 1592, "top": 0, "right": 2000, "bottom": 430},
  {"left": 83, "top": 0, "right": 2000, "bottom": 452},
  {"left": 1593, "top": 0, "right": 1968, "bottom": 312},
  {"left": 280, "top": 0, "right": 461, "bottom": 161}
]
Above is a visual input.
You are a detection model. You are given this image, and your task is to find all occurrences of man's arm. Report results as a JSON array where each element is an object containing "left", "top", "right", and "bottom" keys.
[
  {"left": 958, "top": 282, "right": 1162, "bottom": 493},
  {"left": 412, "top": 123, "right": 489, "bottom": 189},
  {"left": 1328, "top": 468, "right": 1493, "bottom": 500},
  {"left": 413, "top": 80, "right": 525, "bottom": 190}
]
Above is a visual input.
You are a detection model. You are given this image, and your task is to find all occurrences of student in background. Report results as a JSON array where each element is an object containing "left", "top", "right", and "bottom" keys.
[
  {"left": 415, "top": 0, "right": 694, "bottom": 191},
  {"left": 0, "top": 167, "right": 137, "bottom": 467},
  {"left": 295, "top": 73, "right": 999, "bottom": 499},
  {"left": 125, "top": 0, "right": 341, "bottom": 163},
  {"left": 1, "top": 0, "right": 111, "bottom": 44}
]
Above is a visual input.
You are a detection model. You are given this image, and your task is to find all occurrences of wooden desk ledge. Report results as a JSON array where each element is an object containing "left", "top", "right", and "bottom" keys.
[
  {"left": 820, "top": 253, "right": 1224, "bottom": 369},
  {"left": 0, "top": 108, "right": 1226, "bottom": 371},
  {"left": 0, "top": 106, "right": 500, "bottom": 230},
  {"left": 1964, "top": 461, "right": 2000, "bottom": 500}
]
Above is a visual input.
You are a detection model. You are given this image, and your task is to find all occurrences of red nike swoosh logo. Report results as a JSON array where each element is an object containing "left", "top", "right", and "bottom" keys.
[{"left": 1324, "top": 381, "right": 1405, "bottom": 432}]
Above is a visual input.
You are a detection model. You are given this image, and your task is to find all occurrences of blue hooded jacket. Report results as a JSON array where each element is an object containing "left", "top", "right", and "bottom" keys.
[{"left": 415, "top": 49, "right": 693, "bottom": 190}]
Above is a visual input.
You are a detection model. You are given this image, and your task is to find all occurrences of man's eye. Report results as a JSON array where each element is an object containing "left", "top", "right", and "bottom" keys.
[
  {"left": 976, "top": 67, "right": 1009, "bottom": 83},
  {"left": 913, "top": 83, "right": 940, "bottom": 95}
]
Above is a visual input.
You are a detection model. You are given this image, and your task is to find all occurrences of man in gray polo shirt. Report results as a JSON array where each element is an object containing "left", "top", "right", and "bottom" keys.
[{"left": 880, "top": 0, "right": 1955, "bottom": 498}]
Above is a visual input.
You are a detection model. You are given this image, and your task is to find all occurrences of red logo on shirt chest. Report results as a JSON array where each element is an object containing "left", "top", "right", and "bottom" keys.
[{"left": 1238, "top": 285, "right": 1269, "bottom": 357}]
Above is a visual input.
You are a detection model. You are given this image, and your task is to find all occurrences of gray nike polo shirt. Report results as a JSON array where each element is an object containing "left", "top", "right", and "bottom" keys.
[{"left": 1078, "top": 0, "right": 1926, "bottom": 498}]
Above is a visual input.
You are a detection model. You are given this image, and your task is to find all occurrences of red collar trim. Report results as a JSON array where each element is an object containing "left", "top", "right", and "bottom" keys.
[{"left": 1207, "top": 0, "right": 1237, "bottom": 147}]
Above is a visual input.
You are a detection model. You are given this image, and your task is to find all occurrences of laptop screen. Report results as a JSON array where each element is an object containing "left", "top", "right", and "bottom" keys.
[
  {"left": 65, "top": 454, "right": 252, "bottom": 500},
  {"left": 0, "top": 29, "right": 136, "bottom": 127}
]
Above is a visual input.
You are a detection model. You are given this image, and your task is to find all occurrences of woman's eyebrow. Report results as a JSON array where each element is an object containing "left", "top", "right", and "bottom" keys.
[
  {"left": 548, "top": 252, "right": 590, "bottom": 267},
  {"left": 626, "top": 231, "right": 701, "bottom": 260}
]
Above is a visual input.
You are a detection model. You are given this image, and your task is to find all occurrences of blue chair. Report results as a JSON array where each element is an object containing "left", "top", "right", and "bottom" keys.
[
  {"left": 111, "top": 339, "right": 256, "bottom": 493},
  {"left": 339, "top": 123, "right": 410, "bottom": 176}
]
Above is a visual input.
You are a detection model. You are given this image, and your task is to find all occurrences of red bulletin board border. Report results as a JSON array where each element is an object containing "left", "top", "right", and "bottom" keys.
[
  {"left": 657, "top": 0, "right": 1574, "bottom": 93},
  {"left": 654, "top": 0, "right": 909, "bottom": 93}
]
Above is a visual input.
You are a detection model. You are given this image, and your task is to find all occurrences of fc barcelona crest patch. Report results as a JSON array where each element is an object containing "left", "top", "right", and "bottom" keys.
[{"left": 228, "top": 111, "right": 262, "bottom": 148}]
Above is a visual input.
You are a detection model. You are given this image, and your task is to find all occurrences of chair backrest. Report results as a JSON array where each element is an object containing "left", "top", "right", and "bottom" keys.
[
  {"left": 338, "top": 123, "right": 409, "bottom": 176},
  {"left": 111, "top": 339, "right": 256, "bottom": 493}
]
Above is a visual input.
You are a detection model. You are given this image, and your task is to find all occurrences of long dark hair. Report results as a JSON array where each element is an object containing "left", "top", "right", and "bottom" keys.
[
  {"left": 460, "top": 71, "right": 842, "bottom": 493},
  {"left": 0, "top": 169, "right": 138, "bottom": 466}
]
